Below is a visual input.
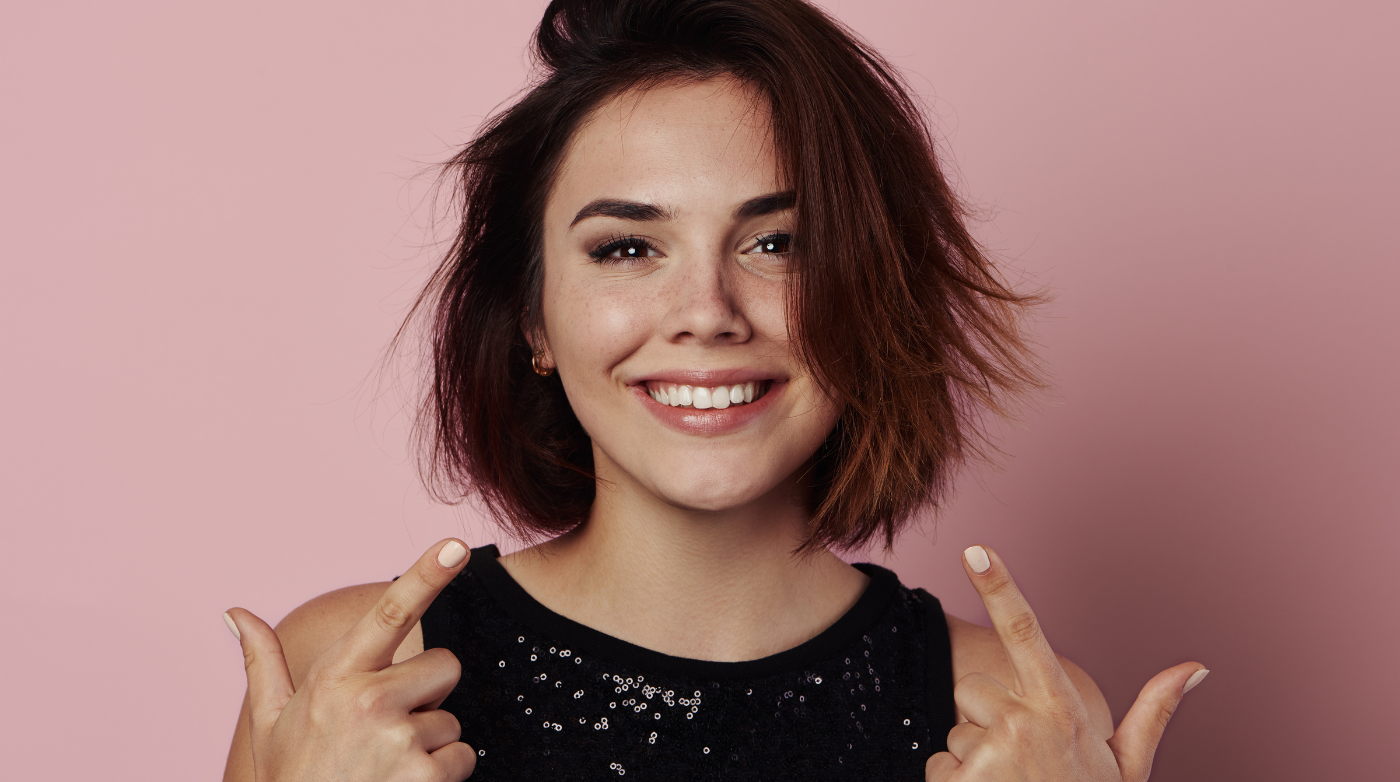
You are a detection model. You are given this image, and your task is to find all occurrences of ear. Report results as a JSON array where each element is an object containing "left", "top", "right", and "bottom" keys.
[{"left": 521, "top": 307, "right": 555, "bottom": 370}]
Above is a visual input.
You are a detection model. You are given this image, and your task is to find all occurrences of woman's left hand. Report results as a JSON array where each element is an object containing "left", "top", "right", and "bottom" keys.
[{"left": 926, "top": 545, "right": 1207, "bottom": 782}]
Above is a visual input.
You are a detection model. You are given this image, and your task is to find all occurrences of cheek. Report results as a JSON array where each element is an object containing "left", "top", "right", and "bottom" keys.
[
  {"left": 735, "top": 273, "right": 791, "bottom": 340},
  {"left": 544, "top": 275, "right": 656, "bottom": 377}
]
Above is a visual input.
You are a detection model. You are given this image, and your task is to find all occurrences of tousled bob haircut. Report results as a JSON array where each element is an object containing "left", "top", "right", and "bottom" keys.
[{"left": 407, "top": 0, "right": 1041, "bottom": 551}]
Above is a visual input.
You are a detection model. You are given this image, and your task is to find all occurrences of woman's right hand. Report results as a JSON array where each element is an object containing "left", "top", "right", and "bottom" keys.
[{"left": 223, "top": 539, "right": 476, "bottom": 782}]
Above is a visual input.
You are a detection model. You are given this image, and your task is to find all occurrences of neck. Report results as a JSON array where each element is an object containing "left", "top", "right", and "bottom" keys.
[{"left": 499, "top": 463, "right": 869, "bottom": 662}]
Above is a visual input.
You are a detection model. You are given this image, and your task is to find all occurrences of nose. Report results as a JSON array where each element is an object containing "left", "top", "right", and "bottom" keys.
[{"left": 660, "top": 254, "right": 752, "bottom": 346}]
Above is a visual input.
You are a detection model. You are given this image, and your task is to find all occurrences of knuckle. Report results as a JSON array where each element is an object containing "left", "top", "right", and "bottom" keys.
[
  {"left": 1154, "top": 698, "right": 1178, "bottom": 730},
  {"left": 375, "top": 595, "right": 415, "bottom": 634},
  {"left": 994, "top": 706, "right": 1037, "bottom": 740},
  {"left": 301, "top": 676, "right": 338, "bottom": 720},
  {"left": 303, "top": 695, "right": 332, "bottom": 728},
  {"left": 353, "top": 681, "right": 392, "bottom": 715},
  {"left": 1002, "top": 612, "right": 1042, "bottom": 649},
  {"left": 383, "top": 720, "right": 417, "bottom": 752},
  {"left": 242, "top": 646, "right": 259, "bottom": 673}
]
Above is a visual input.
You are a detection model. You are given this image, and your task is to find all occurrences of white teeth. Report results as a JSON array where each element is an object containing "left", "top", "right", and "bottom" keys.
[
  {"left": 692, "top": 386, "right": 713, "bottom": 409},
  {"left": 647, "top": 381, "right": 767, "bottom": 409},
  {"left": 712, "top": 386, "right": 730, "bottom": 409}
]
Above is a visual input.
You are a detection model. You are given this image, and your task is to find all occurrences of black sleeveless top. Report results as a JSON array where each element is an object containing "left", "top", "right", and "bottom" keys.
[{"left": 421, "top": 546, "right": 956, "bottom": 781}]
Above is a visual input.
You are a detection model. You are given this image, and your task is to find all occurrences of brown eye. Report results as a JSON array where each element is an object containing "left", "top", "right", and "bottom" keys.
[
  {"left": 589, "top": 236, "right": 661, "bottom": 262},
  {"left": 747, "top": 233, "right": 791, "bottom": 255}
]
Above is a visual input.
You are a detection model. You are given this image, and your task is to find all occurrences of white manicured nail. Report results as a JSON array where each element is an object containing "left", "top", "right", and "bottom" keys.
[
  {"left": 964, "top": 545, "right": 991, "bottom": 574},
  {"left": 1182, "top": 668, "right": 1210, "bottom": 695},
  {"left": 437, "top": 540, "right": 468, "bottom": 568},
  {"left": 223, "top": 612, "right": 241, "bottom": 641}
]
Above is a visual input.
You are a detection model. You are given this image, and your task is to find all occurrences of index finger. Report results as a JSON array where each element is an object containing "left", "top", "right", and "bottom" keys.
[
  {"left": 334, "top": 538, "right": 469, "bottom": 673},
  {"left": 962, "top": 544, "right": 1074, "bottom": 699}
]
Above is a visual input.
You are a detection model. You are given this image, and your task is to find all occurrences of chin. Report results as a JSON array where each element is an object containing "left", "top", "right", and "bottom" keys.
[{"left": 643, "top": 466, "right": 795, "bottom": 515}]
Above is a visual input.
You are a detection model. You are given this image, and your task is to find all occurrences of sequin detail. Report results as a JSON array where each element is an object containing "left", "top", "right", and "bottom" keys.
[{"left": 422, "top": 546, "right": 952, "bottom": 780}]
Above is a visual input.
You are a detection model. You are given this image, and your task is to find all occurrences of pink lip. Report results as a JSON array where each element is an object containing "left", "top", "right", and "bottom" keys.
[{"left": 631, "top": 380, "right": 786, "bottom": 436}]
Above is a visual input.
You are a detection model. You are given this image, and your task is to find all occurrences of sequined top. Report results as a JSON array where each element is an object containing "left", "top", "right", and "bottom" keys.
[{"left": 421, "top": 545, "right": 956, "bottom": 781}]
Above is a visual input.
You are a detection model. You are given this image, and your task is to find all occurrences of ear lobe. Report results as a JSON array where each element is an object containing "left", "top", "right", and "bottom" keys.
[
  {"left": 522, "top": 329, "right": 552, "bottom": 363},
  {"left": 522, "top": 328, "right": 555, "bottom": 376}
]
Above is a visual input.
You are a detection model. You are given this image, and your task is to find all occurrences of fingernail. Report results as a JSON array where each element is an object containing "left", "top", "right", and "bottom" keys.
[
  {"left": 223, "top": 612, "right": 241, "bottom": 641},
  {"left": 437, "top": 540, "right": 468, "bottom": 569},
  {"left": 964, "top": 545, "right": 991, "bottom": 574},
  {"left": 1182, "top": 668, "right": 1210, "bottom": 695}
]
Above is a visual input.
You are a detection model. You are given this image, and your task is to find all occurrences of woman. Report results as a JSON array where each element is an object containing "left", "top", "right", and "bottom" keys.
[{"left": 222, "top": 1, "right": 1206, "bottom": 779}]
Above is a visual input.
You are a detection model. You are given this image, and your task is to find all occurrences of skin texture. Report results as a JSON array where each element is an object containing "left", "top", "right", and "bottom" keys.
[
  {"left": 507, "top": 77, "right": 864, "bottom": 664},
  {"left": 223, "top": 78, "right": 1201, "bottom": 781}
]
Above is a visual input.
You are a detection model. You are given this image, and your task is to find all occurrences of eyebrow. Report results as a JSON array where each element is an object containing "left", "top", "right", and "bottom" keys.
[
  {"left": 569, "top": 191, "right": 796, "bottom": 227},
  {"left": 733, "top": 191, "right": 795, "bottom": 220},
  {"left": 570, "top": 199, "right": 673, "bottom": 227}
]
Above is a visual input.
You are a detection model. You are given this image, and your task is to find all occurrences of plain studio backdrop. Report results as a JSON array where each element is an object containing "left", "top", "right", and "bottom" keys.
[{"left": 2, "top": 1, "right": 1396, "bottom": 779}]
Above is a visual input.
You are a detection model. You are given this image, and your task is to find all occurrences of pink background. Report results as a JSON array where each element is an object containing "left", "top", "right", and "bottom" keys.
[{"left": 2, "top": 1, "right": 1396, "bottom": 779}]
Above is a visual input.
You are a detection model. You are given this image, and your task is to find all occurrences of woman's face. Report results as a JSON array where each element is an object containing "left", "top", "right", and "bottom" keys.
[{"left": 537, "top": 77, "right": 841, "bottom": 514}]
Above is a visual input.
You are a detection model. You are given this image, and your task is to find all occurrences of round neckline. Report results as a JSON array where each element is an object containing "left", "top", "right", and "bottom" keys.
[{"left": 466, "top": 544, "right": 901, "bottom": 680}]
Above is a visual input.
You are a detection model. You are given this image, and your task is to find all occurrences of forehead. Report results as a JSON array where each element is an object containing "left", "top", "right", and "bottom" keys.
[{"left": 549, "top": 77, "right": 782, "bottom": 211}]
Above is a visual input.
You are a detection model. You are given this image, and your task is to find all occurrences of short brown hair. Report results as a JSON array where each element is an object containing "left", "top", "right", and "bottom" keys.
[{"left": 404, "top": 0, "right": 1041, "bottom": 550}]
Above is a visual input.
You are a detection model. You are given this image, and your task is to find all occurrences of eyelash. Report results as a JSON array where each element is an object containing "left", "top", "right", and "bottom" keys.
[
  {"left": 588, "top": 234, "right": 653, "bottom": 261},
  {"left": 587, "top": 233, "right": 793, "bottom": 262}
]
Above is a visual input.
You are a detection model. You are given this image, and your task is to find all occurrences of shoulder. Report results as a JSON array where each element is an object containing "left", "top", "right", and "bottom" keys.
[
  {"left": 272, "top": 582, "right": 425, "bottom": 687},
  {"left": 945, "top": 612, "right": 1114, "bottom": 738}
]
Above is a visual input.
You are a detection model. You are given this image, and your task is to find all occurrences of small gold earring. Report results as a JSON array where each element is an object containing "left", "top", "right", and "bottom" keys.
[{"left": 532, "top": 352, "right": 554, "bottom": 377}]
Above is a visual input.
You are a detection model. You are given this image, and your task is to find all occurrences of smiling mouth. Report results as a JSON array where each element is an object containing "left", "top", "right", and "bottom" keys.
[{"left": 643, "top": 380, "right": 772, "bottom": 409}]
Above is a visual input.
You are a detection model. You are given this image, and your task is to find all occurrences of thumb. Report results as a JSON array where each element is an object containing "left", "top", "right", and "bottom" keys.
[
  {"left": 1108, "top": 662, "right": 1208, "bottom": 782},
  {"left": 224, "top": 608, "right": 296, "bottom": 749}
]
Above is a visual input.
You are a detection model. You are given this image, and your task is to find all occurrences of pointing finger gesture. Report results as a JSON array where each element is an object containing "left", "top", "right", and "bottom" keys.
[
  {"left": 225, "top": 539, "right": 477, "bottom": 782},
  {"left": 926, "top": 545, "right": 1207, "bottom": 782}
]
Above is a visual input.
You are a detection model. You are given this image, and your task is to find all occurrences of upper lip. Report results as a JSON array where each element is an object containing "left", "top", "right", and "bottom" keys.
[{"left": 626, "top": 368, "right": 787, "bottom": 386}]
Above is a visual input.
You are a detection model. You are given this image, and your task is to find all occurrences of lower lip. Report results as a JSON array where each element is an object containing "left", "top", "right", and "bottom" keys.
[{"left": 632, "top": 382, "right": 784, "bottom": 436}]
